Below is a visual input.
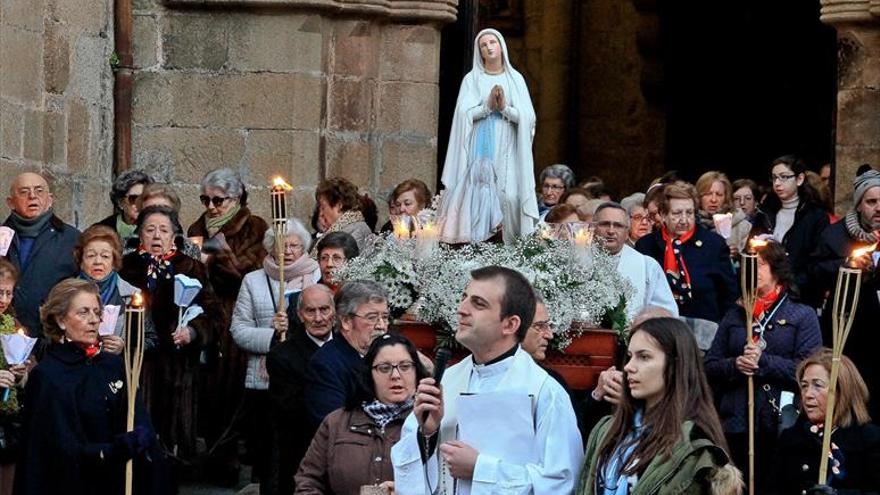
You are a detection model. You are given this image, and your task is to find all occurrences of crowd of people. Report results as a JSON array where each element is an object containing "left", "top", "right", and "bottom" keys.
[{"left": 0, "top": 155, "right": 876, "bottom": 495}]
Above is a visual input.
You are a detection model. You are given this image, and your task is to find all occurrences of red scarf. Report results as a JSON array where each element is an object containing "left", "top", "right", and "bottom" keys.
[
  {"left": 753, "top": 285, "right": 782, "bottom": 322},
  {"left": 661, "top": 225, "right": 696, "bottom": 287},
  {"left": 77, "top": 342, "right": 101, "bottom": 359}
]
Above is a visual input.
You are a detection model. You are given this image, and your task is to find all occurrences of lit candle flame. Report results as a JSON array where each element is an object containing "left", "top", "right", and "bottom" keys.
[
  {"left": 421, "top": 222, "right": 436, "bottom": 234},
  {"left": 574, "top": 227, "right": 592, "bottom": 246},
  {"left": 748, "top": 238, "right": 768, "bottom": 253},
  {"left": 393, "top": 219, "right": 410, "bottom": 239},
  {"left": 131, "top": 292, "right": 144, "bottom": 308},
  {"left": 271, "top": 176, "right": 293, "bottom": 191},
  {"left": 852, "top": 243, "right": 877, "bottom": 259},
  {"left": 16, "top": 328, "right": 24, "bottom": 336}
]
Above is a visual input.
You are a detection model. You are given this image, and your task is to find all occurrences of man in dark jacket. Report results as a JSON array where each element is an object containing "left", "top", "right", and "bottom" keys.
[
  {"left": 3, "top": 172, "right": 79, "bottom": 338},
  {"left": 810, "top": 167, "right": 880, "bottom": 416},
  {"left": 304, "top": 280, "right": 388, "bottom": 425},
  {"left": 266, "top": 284, "right": 335, "bottom": 495}
]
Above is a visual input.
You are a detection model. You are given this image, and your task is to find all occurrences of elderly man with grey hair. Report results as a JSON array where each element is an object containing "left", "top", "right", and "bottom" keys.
[
  {"left": 305, "top": 279, "right": 390, "bottom": 425},
  {"left": 593, "top": 201, "right": 678, "bottom": 321},
  {"left": 538, "top": 163, "right": 576, "bottom": 217}
]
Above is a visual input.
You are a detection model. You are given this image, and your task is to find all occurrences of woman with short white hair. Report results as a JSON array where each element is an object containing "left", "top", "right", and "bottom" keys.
[{"left": 230, "top": 217, "right": 320, "bottom": 485}]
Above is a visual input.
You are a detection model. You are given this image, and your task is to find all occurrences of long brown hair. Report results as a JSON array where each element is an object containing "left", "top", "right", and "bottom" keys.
[{"left": 597, "top": 317, "right": 728, "bottom": 476}]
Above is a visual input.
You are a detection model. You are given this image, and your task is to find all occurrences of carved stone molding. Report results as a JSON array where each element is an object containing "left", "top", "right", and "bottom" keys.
[
  {"left": 820, "top": 0, "right": 880, "bottom": 25},
  {"left": 160, "top": 0, "right": 458, "bottom": 23}
]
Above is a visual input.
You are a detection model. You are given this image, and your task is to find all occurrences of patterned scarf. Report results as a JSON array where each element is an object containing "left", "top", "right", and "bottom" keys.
[
  {"left": 362, "top": 397, "right": 414, "bottom": 431},
  {"left": 844, "top": 210, "right": 878, "bottom": 244},
  {"left": 137, "top": 246, "right": 177, "bottom": 291},
  {"left": 598, "top": 409, "right": 645, "bottom": 495},
  {"left": 79, "top": 270, "right": 119, "bottom": 305},
  {"left": 206, "top": 203, "right": 241, "bottom": 237},
  {"left": 326, "top": 210, "right": 366, "bottom": 234},
  {"left": 661, "top": 225, "right": 696, "bottom": 306}
]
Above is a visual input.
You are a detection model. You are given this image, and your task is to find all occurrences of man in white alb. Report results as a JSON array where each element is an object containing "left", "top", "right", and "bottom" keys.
[{"left": 391, "top": 266, "right": 583, "bottom": 494}]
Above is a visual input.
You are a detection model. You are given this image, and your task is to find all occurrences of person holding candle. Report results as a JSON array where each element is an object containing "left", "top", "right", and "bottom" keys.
[
  {"left": 0, "top": 260, "right": 29, "bottom": 495},
  {"left": 74, "top": 225, "right": 158, "bottom": 355},
  {"left": 315, "top": 178, "right": 374, "bottom": 254},
  {"left": 770, "top": 348, "right": 880, "bottom": 495},
  {"left": 577, "top": 317, "right": 741, "bottom": 495},
  {"left": 696, "top": 171, "right": 752, "bottom": 258},
  {"left": 186, "top": 168, "right": 268, "bottom": 484},
  {"left": 635, "top": 181, "right": 739, "bottom": 324},
  {"left": 92, "top": 169, "right": 154, "bottom": 243},
  {"left": 379, "top": 179, "right": 433, "bottom": 234},
  {"left": 705, "top": 240, "right": 822, "bottom": 494},
  {"left": 229, "top": 217, "right": 319, "bottom": 486},
  {"left": 810, "top": 167, "right": 880, "bottom": 418},
  {"left": 119, "top": 205, "right": 218, "bottom": 475},
  {"left": 295, "top": 333, "right": 428, "bottom": 495},
  {"left": 15, "top": 279, "right": 167, "bottom": 495},
  {"left": 761, "top": 155, "right": 830, "bottom": 306}
]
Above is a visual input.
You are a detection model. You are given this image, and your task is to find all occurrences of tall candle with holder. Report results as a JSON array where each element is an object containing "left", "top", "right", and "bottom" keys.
[
  {"left": 817, "top": 243, "right": 875, "bottom": 484},
  {"left": 270, "top": 176, "right": 293, "bottom": 341},
  {"left": 739, "top": 238, "right": 766, "bottom": 495},
  {"left": 123, "top": 293, "right": 146, "bottom": 495}
]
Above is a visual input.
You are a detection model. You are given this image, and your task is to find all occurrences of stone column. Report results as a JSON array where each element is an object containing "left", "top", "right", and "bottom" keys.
[{"left": 821, "top": 1, "right": 880, "bottom": 212}]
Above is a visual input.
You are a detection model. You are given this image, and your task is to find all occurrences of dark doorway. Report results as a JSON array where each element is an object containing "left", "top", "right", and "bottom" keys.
[{"left": 659, "top": 0, "right": 837, "bottom": 183}]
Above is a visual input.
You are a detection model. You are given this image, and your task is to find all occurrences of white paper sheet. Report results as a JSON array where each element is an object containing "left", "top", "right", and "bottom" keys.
[
  {"left": 0, "top": 333, "right": 37, "bottom": 365},
  {"left": 98, "top": 305, "right": 120, "bottom": 336},
  {"left": 174, "top": 274, "right": 202, "bottom": 308},
  {"left": 0, "top": 227, "right": 14, "bottom": 257},
  {"left": 713, "top": 213, "right": 733, "bottom": 239},
  {"left": 457, "top": 391, "right": 536, "bottom": 462}
]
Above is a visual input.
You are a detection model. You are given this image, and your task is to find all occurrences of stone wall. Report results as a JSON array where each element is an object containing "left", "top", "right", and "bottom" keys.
[
  {"left": 0, "top": 0, "right": 116, "bottom": 228},
  {"left": 130, "top": 0, "right": 450, "bottom": 228}
]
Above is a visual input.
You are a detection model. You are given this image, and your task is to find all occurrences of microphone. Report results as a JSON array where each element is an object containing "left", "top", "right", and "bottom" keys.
[{"left": 421, "top": 347, "right": 452, "bottom": 425}]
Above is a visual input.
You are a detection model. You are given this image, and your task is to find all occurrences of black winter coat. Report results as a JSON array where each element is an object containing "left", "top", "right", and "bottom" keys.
[
  {"left": 771, "top": 416, "right": 880, "bottom": 495},
  {"left": 14, "top": 343, "right": 167, "bottom": 495},
  {"left": 764, "top": 199, "right": 830, "bottom": 305}
]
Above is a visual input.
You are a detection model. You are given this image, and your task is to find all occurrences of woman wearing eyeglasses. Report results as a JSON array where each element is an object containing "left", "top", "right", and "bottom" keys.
[
  {"left": 230, "top": 217, "right": 320, "bottom": 485},
  {"left": 761, "top": 155, "right": 830, "bottom": 306},
  {"left": 296, "top": 333, "right": 428, "bottom": 495},
  {"left": 186, "top": 167, "right": 269, "bottom": 484},
  {"left": 93, "top": 169, "right": 154, "bottom": 242}
]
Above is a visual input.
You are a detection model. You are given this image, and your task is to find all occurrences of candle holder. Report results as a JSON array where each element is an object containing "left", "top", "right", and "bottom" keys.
[
  {"left": 123, "top": 292, "right": 146, "bottom": 495},
  {"left": 270, "top": 177, "right": 293, "bottom": 341},
  {"left": 739, "top": 237, "right": 766, "bottom": 495},
  {"left": 415, "top": 221, "right": 439, "bottom": 260},
  {"left": 817, "top": 246, "right": 872, "bottom": 484}
]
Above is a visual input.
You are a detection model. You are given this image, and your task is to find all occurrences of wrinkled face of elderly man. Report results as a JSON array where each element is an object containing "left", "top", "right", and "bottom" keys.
[{"left": 7, "top": 172, "right": 54, "bottom": 220}]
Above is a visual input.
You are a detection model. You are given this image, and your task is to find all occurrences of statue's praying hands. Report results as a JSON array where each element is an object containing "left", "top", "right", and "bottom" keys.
[{"left": 489, "top": 85, "right": 506, "bottom": 112}]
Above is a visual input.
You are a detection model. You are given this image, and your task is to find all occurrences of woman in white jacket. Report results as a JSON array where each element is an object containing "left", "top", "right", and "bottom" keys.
[{"left": 230, "top": 217, "right": 320, "bottom": 484}]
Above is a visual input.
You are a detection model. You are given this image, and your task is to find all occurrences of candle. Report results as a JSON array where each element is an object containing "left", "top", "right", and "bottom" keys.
[
  {"left": 416, "top": 221, "right": 438, "bottom": 259},
  {"left": 393, "top": 217, "right": 411, "bottom": 240},
  {"left": 123, "top": 292, "right": 146, "bottom": 495},
  {"left": 270, "top": 176, "right": 293, "bottom": 224}
]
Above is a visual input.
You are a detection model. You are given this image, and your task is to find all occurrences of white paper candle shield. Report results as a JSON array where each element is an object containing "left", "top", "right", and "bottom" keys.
[
  {"left": 99, "top": 305, "right": 121, "bottom": 336},
  {"left": 174, "top": 274, "right": 202, "bottom": 308},
  {"left": 0, "top": 227, "right": 14, "bottom": 257},
  {"left": 1, "top": 332, "right": 37, "bottom": 365}
]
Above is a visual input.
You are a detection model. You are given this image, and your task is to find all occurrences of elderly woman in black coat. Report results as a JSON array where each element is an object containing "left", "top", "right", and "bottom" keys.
[{"left": 15, "top": 279, "right": 167, "bottom": 495}]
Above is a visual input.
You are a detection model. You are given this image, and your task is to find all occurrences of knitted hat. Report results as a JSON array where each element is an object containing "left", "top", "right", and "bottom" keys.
[{"left": 853, "top": 167, "right": 880, "bottom": 208}]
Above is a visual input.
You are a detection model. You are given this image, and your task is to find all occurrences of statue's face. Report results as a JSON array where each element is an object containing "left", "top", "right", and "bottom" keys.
[{"left": 478, "top": 34, "right": 502, "bottom": 66}]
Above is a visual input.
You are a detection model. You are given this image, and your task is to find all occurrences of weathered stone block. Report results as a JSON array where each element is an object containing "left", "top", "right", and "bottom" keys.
[
  {"left": 69, "top": 35, "right": 112, "bottom": 107},
  {"left": 379, "top": 24, "right": 439, "bottom": 83},
  {"left": 227, "top": 14, "right": 324, "bottom": 73},
  {"left": 0, "top": 26, "right": 42, "bottom": 105},
  {"left": 1, "top": 0, "right": 46, "bottom": 32},
  {"left": 23, "top": 110, "right": 65, "bottom": 164},
  {"left": 44, "top": 20, "right": 70, "bottom": 94},
  {"left": 328, "top": 78, "right": 374, "bottom": 132},
  {"left": 379, "top": 138, "right": 435, "bottom": 190},
  {"left": 245, "top": 130, "right": 321, "bottom": 188},
  {"left": 325, "top": 137, "right": 373, "bottom": 187},
  {"left": 132, "top": 127, "right": 247, "bottom": 184},
  {"left": 377, "top": 81, "right": 437, "bottom": 136},
  {"left": 836, "top": 88, "right": 880, "bottom": 146},
  {"left": 67, "top": 98, "right": 91, "bottom": 171},
  {"left": 133, "top": 14, "right": 159, "bottom": 69},
  {"left": 332, "top": 20, "right": 379, "bottom": 78},
  {"left": 162, "top": 14, "right": 228, "bottom": 70},
  {"left": 47, "top": 0, "right": 108, "bottom": 36},
  {"left": 0, "top": 99, "right": 23, "bottom": 159}
]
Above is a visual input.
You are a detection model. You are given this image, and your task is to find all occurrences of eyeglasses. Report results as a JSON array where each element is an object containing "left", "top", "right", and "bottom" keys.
[
  {"left": 125, "top": 194, "right": 141, "bottom": 204},
  {"left": 770, "top": 174, "right": 797, "bottom": 183},
  {"left": 542, "top": 184, "right": 565, "bottom": 191},
  {"left": 353, "top": 312, "right": 391, "bottom": 325},
  {"left": 320, "top": 254, "right": 346, "bottom": 264},
  {"left": 531, "top": 321, "right": 555, "bottom": 334},
  {"left": 14, "top": 186, "right": 47, "bottom": 198},
  {"left": 668, "top": 209, "right": 695, "bottom": 220},
  {"left": 630, "top": 214, "right": 651, "bottom": 224},
  {"left": 199, "top": 195, "right": 231, "bottom": 207},
  {"left": 595, "top": 221, "right": 627, "bottom": 231},
  {"left": 372, "top": 361, "right": 415, "bottom": 375},
  {"left": 282, "top": 243, "right": 303, "bottom": 254}
]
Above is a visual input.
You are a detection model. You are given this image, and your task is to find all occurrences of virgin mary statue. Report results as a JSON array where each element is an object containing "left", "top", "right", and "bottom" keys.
[{"left": 437, "top": 28, "right": 538, "bottom": 244}]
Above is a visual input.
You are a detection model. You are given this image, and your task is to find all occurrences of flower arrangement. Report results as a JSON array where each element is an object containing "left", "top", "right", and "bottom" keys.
[{"left": 335, "top": 232, "right": 633, "bottom": 350}]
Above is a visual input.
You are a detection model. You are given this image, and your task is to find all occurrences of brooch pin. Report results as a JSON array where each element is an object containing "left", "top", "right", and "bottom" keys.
[
  {"left": 109, "top": 380, "right": 123, "bottom": 394},
  {"left": 777, "top": 319, "right": 786, "bottom": 326},
  {"left": 695, "top": 240, "right": 703, "bottom": 247}
]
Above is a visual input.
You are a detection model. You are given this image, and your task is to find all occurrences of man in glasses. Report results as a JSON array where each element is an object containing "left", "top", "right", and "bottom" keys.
[
  {"left": 305, "top": 280, "right": 389, "bottom": 425},
  {"left": 594, "top": 202, "right": 677, "bottom": 320},
  {"left": 3, "top": 172, "right": 79, "bottom": 337}
]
